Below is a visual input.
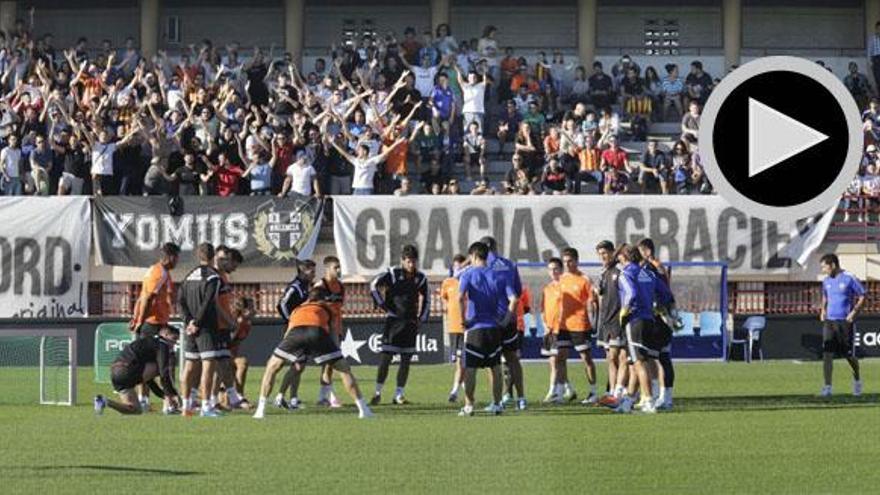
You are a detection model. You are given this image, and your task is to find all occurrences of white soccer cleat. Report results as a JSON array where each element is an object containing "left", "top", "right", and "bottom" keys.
[
  {"left": 853, "top": 380, "right": 863, "bottom": 397},
  {"left": 252, "top": 409, "right": 265, "bottom": 419},
  {"left": 501, "top": 393, "right": 513, "bottom": 406},
  {"left": 516, "top": 398, "right": 527, "bottom": 411},
  {"left": 458, "top": 405, "right": 474, "bottom": 417},
  {"left": 581, "top": 393, "right": 598, "bottom": 406},
  {"left": 613, "top": 396, "right": 634, "bottom": 414},
  {"left": 543, "top": 393, "right": 563, "bottom": 405},
  {"left": 273, "top": 396, "right": 288, "bottom": 409},
  {"left": 93, "top": 395, "right": 106, "bottom": 415},
  {"left": 358, "top": 408, "right": 375, "bottom": 419},
  {"left": 200, "top": 408, "right": 222, "bottom": 418},
  {"left": 488, "top": 403, "right": 504, "bottom": 416},
  {"left": 287, "top": 398, "right": 302, "bottom": 411},
  {"left": 639, "top": 402, "right": 657, "bottom": 414},
  {"left": 819, "top": 385, "right": 833, "bottom": 398},
  {"left": 329, "top": 396, "right": 343, "bottom": 409}
]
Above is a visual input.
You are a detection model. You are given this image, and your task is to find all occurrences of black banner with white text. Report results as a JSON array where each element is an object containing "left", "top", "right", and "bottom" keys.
[{"left": 93, "top": 195, "right": 323, "bottom": 267}]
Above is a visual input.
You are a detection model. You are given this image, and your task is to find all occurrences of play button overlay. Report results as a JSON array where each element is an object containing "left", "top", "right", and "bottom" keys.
[
  {"left": 748, "top": 98, "right": 828, "bottom": 178},
  {"left": 700, "top": 56, "right": 863, "bottom": 222}
]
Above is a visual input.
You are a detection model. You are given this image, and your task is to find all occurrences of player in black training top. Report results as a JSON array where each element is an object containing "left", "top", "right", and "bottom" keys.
[
  {"left": 595, "top": 240, "right": 627, "bottom": 405},
  {"left": 369, "top": 244, "right": 430, "bottom": 405},
  {"left": 178, "top": 242, "right": 223, "bottom": 417},
  {"left": 274, "top": 259, "right": 316, "bottom": 410},
  {"left": 94, "top": 326, "right": 180, "bottom": 415}
]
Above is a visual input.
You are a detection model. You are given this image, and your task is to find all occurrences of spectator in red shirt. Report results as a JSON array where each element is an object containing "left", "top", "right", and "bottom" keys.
[
  {"left": 202, "top": 152, "right": 244, "bottom": 197},
  {"left": 271, "top": 133, "right": 295, "bottom": 194},
  {"left": 600, "top": 136, "right": 629, "bottom": 194}
]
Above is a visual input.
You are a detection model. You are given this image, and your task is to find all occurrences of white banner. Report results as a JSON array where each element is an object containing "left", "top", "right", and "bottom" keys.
[
  {"left": 333, "top": 196, "right": 830, "bottom": 277},
  {"left": 0, "top": 197, "right": 91, "bottom": 318}
]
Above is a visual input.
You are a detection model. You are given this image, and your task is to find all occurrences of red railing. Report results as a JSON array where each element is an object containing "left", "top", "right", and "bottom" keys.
[
  {"left": 730, "top": 281, "right": 880, "bottom": 315},
  {"left": 89, "top": 280, "right": 880, "bottom": 318},
  {"left": 92, "top": 281, "right": 446, "bottom": 319}
]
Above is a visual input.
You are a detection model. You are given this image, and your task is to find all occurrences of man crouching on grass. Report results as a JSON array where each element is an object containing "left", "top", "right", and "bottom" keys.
[
  {"left": 95, "top": 326, "right": 180, "bottom": 415},
  {"left": 252, "top": 287, "right": 374, "bottom": 419}
]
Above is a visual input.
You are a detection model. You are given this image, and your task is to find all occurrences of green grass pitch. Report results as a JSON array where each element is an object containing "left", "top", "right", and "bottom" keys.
[{"left": 1, "top": 360, "right": 879, "bottom": 494}]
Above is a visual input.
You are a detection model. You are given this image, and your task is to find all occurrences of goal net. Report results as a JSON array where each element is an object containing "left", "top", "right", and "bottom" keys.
[
  {"left": 516, "top": 261, "right": 728, "bottom": 361},
  {"left": 0, "top": 329, "right": 77, "bottom": 405}
]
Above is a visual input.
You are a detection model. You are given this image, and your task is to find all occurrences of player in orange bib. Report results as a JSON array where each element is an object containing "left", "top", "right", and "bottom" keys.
[
  {"left": 556, "top": 247, "right": 599, "bottom": 404},
  {"left": 541, "top": 257, "right": 564, "bottom": 403},
  {"left": 130, "top": 243, "right": 180, "bottom": 339},
  {"left": 502, "top": 285, "right": 532, "bottom": 403},
  {"left": 128, "top": 242, "right": 180, "bottom": 412},
  {"left": 252, "top": 287, "right": 373, "bottom": 419},
  {"left": 439, "top": 254, "right": 467, "bottom": 402},
  {"left": 315, "top": 256, "right": 346, "bottom": 408},
  {"left": 226, "top": 296, "right": 254, "bottom": 408}
]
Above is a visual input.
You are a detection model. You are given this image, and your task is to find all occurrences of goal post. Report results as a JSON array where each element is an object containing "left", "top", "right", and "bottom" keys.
[
  {"left": 0, "top": 328, "right": 77, "bottom": 406},
  {"left": 515, "top": 261, "right": 729, "bottom": 361}
]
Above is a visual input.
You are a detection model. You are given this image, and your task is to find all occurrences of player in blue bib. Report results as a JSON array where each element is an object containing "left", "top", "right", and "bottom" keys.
[
  {"left": 818, "top": 254, "right": 866, "bottom": 397},
  {"left": 457, "top": 241, "right": 518, "bottom": 416}
]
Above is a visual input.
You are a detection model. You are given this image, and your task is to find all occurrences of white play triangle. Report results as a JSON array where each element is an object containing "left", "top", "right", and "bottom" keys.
[{"left": 748, "top": 97, "right": 829, "bottom": 178}]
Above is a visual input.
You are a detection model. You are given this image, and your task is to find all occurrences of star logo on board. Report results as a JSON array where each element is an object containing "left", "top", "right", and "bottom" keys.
[{"left": 340, "top": 328, "right": 367, "bottom": 363}]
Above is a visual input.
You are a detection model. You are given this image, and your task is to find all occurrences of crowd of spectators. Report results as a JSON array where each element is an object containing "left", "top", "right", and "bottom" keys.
[{"left": 0, "top": 17, "right": 769, "bottom": 198}]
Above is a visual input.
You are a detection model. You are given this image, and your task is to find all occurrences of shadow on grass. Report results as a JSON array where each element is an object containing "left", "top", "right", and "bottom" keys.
[
  {"left": 4, "top": 465, "right": 202, "bottom": 477},
  {"left": 268, "top": 393, "right": 880, "bottom": 417}
]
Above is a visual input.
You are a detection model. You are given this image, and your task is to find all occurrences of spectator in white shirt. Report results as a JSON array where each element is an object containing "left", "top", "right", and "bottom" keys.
[
  {"left": 0, "top": 134, "right": 22, "bottom": 196},
  {"left": 279, "top": 150, "right": 320, "bottom": 198},
  {"left": 456, "top": 63, "right": 488, "bottom": 134},
  {"left": 862, "top": 164, "right": 880, "bottom": 221},
  {"left": 842, "top": 175, "right": 865, "bottom": 222},
  {"left": 330, "top": 138, "right": 404, "bottom": 196},
  {"left": 402, "top": 53, "right": 440, "bottom": 101},
  {"left": 80, "top": 124, "right": 138, "bottom": 196}
]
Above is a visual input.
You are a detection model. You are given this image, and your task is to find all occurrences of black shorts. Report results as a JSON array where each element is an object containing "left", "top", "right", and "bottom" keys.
[
  {"left": 541, "top": 333, "right": 558, "bottom": 357},
  {"left": 822, "top": 320, "right": 859, "bottom": 358},
  {"left": 449, "top": 333, "right": 464, "bottom": 359},
  {"left": 598, "top": 319, "right": 625, "bottom": 348},
  {"left": 655, "top": 318, "right": 673, "bottom": 354},
  {"left": 110, "top": 360, "right": 143, "bottom": 392},
  {"left": 273, "top": 326, "right": 344, "bottom": 365},
  {"left": 625, "top": 318, "right": 658, "bottom": 362},
  {"left": 501, "top": 321, "right": 521, "bottom": 351},
  {"left": 183, "top": 328, "right": 229, "bottom": 361},
  {"left": 382, "top": 318, "right": 418, "bottom": 355},
  {"left": 463, "top": 327, "right": 502, "bottom": 369},
  {"left": 562, "top": 330, "right": 593, "bottom": 353},
  {"left": 136, "top": 322, "right": 162, "bottom": 340}
]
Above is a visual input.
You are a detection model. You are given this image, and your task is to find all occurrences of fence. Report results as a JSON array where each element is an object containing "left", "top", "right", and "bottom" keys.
[
  {"left": 89, "top": 279, "right": 880, "bottom": 319},
  {"left": 730, "top": 281, "right": 880, "bottom": 315},
  {"left": 91, "top": 280, "right": 446, "bottom": 320}
]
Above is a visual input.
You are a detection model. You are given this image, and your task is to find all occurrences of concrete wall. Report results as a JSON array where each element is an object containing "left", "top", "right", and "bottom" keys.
[
  {"left": 23, "top": 4, "right": 869, "bottom": 59},
  {"left": 31, "top": 7, "right": 139, "bottom": 48},
  {"left": 597, "top": 5, "right": 722, "bottom": 52},
  {"left": 304, "top": 4, "right": 428, "bottom": 50},
  {"left": 160, "top": 6, "right": 285, "bottom": 50},
  {"left": 742, "top": 6, "right": 864, "bottom": 52}
]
